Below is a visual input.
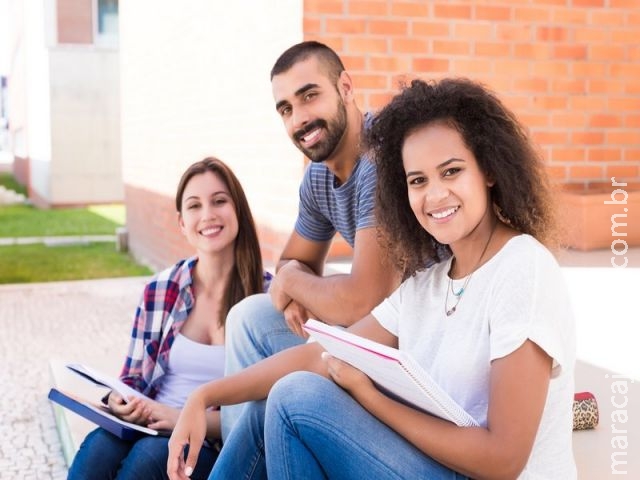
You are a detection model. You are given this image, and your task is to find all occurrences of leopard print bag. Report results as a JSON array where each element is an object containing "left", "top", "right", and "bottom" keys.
[{"left": 573, "top": 391, "right": 599, "bottom": 430}]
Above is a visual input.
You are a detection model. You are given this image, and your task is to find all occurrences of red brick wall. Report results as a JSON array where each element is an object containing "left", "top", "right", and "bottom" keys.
[
  {"left": 57, "top": 0, "right": 93, "bottom": 44},
  {"left": 125, "top": 185, "right": 192, "bottom": 271},
  {"left": 303, "top": 0, "right": 640, "bottom": 191}
]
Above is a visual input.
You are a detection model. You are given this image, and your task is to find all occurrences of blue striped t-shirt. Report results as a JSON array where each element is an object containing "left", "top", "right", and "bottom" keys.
[{"left": 295, "top": 154, "right": 377, "bottom": 248}]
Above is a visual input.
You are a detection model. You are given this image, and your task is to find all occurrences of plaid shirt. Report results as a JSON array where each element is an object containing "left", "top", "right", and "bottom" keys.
[{"left": 120, "top": 256, "right": 272, "bottom": 398}]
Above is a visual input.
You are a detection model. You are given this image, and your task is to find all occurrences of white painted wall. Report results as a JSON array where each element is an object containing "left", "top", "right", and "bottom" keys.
[
  {"left": 24, "top": 0, "right": 52, "bottom": 200},
  {"left": 120, "top": 0, "right": 303, "bottom": 232}
]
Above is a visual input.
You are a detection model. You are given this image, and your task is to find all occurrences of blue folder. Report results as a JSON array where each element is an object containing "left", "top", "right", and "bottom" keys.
[{"left": 48, "top": 388, "right": 160, "bottom": 441}]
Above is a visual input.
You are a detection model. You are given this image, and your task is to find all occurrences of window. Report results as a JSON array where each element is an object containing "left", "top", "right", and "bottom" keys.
[{"left": 95, "top": 0, "right": 118, "bottom": 46}]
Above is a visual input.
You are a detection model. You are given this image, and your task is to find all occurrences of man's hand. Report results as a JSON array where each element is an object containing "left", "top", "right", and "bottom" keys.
[
  {"left": 270, "top": 260, "right": 315, "bottom": 311},
  {"left": 283, "top": 300, "right": 310, "bottom": 338}
]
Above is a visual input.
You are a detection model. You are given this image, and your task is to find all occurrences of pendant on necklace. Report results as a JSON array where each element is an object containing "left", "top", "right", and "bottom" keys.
[
  {"left": 453, "top": 287, "right": 464, "bottom": 297},
  {"left": 446, "top": 306, "right": 456, "bottom": 316}
]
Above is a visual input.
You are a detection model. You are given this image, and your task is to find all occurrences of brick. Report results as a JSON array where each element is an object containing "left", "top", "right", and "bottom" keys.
[
  {"left": 513, "top": 77, "right": 549, "bottom": 93},
  {"left": 391, "top": 2, "right": 430, "bottom": 17},
  {"left": 569, "top": 165, "right": 604, "bottom": 179},
  {"left": 341, "top": 55, "right": 366, "bottom": 71},
  {"left": 571, "top": 131, "right": 606, "bottom": 145},
  {"left": 532, "top": 61, "right": 569, "bottom": 76},
  {"left": 624, "top": 149, "right": 640, "bottom": 161},
  {"left": 453, "top": 23, "right": 493, "bottom": 39},
  {"left": 609, "top": 97, "right": 640, "bottom": 112},
  {"left": 533, "top": 96, "right": 569, "bottom": 110},
  {"left": 475, "top": 42, "right": 511, "bottom": 57},
  {"left": 553, "top": 44, "right": 587, "bottom": 60},
  {"left": 612, "top": 29, "right": 640, "bottom": 43},
  {"left": 553, "top": 148, "right": 586, "bottom": 162},
  {"left": 589, "top": 80, "right": 624, "bottom": 95},
  {"left": 350, "top": 73, "right": 389, "bottom": 89},
  {"left": 607, "top": 131, "right": 640, "bottom": 145},
  {"left": 552, "top": 7, "right": 588, "bottom": 24},
  {"left": 589, "top": 114, "right": 622, "bottom": 128},
  {"left": 514, "top": 43, "right": 552, "bottom": 59},
  {"left": 588, "top": 149, "right": 623, "bottom": 162},
  {"left": 496, "top": 24, "right": 533, "bottom": 42},
  {"left": 551, "top": 79, "right": 587, "bottom": 94},
  {"left": 610, "top": 63, "right": 640, "bottom": 78},
  {"left": 532, "top": 130, "right": 568, "bottom": 144},
  {"left": 391, "top": 38, "right": 429, "bottom": 54},
  {"left": 517, "top": 113, "right": 551, "bottom": 128},
  {"left": 326, "top": 18, "right": 367, "bottom": 34},
  {"left": 574, "top": 27, "right": 608, "bottom": 43},
  {"left": 570, "top": 96, "right": 607, "bottom": 111},
  {"left": 452, "top": 59, "right": 492, "bottom": 75},
  {"left": 591, "top": 45, "right": 626, "bottom": 62},
  {"left": 433, "top": 4, "right": 472, "bottom": 19},
  {"left": 433, "top": 40, "right": 470, "bottom": 55},
  {"left": 514, "top": 7, "right": 551, "bottom": 22},
  {"left": 305, "top": 0, "right": 343, "bottom": 14},
  {"left": 610, "top": 0, "right": 640, "bottom": 7},
  {"left": 571, "top": 61, "right": 607, "bottom": 77},
  {"left": 368, "top": 92, "right": 394, "bottom": 109},
  {"left": 346, "top": 37, "right": 388, "bottom": 54},
  {"left": 537, "top": 26, "right": 568, "bottom": 42},
  {"left": 494, "top": 59, "right": 531, "bottom": 75},
  {"left": 591, "top": 10, "right": 626, "bottom": 26},
  {"left": 412, "top": 57, "right": 450, "bottom": 73},
  {"left": 348, "top": 1, "right": 388, "bottom": 16},
  {"left": 475, "top": 5, "right": 512, "bottom": 21},
  {"left": 625, "top": 115, "right": 640, "bottom": 128},
  {"left": 303, "top": 17, "right": 322, "bottom": 34},
  {"left": 572, "top": 0, "right": 605, "bottom": 6},
  {"left": 412, "top": 21, "right": 450, "bottom": 37},
  {"left": 368, "top": 20, "right": 408, "bottom": 36},
  {"left": 546, "top": 165, "right": 568, "bottom": 180},
  {"left": 369, "top": 56, "right": 412, "bottom": 72},
  {"left": 605, "top": 165, "right": 639, "bottom": 181}
]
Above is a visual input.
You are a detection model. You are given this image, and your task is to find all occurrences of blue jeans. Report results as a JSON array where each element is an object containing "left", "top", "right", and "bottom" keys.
[
  {"left": 264, "top": 372, "right": 469, "bottom": 480},
  {"left": 221, "top": 293, "right": 305, "bottom": 441},
  {"left": 67, "top": 427, "right": 218, "bottom": 480},
  {"left": 209, "top": 401, "right": 268, "bottom": 480}
]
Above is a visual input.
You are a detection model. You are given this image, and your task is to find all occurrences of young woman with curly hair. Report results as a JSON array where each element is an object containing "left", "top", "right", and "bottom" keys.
[{"left": 168, "top": 80, "right": 576, "bottom": 480}]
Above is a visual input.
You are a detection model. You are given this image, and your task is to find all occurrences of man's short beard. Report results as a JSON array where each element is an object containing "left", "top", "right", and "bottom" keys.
[{"left": 295, "top": 99, "right": 348, "bottom": 163}]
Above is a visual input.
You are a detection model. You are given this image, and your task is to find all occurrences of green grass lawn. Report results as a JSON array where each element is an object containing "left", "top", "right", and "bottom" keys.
[
  {"left": 0, "top": 204, "right": 124, "bottom": 237},
  {"left": 0, "top": 172, "right": 28, "bottom": 196},
  {"left": 0, "top": 176, "right": 149, "bottom": 283},
  {"left": 0, "top": 243, "right": 152, "bottom": 284}
]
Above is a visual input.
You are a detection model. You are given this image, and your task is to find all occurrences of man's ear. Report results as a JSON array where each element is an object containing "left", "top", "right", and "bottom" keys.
[{"left": 337, "top": 70, "right": 354, "bottom": 102}]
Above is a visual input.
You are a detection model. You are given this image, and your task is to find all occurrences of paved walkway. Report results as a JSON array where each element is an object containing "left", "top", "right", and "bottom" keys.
[
  {"left": 0, "top": 276, "right": 149, "bottom": 479},
  {"left": 0, "top": 249, "right": 638, "bottom": 478}
]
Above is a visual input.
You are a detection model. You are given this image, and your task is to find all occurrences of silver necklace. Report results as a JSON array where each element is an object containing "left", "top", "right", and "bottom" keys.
[{"left": 445, "top": 224, "right": 497, "bottom": 316}]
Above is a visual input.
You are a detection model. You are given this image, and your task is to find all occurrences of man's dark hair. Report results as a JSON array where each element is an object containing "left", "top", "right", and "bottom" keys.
[{"left": 270, "top": 41, "right": 345, "bottom": 84}]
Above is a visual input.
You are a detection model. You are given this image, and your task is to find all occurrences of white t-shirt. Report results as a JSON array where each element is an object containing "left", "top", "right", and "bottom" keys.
[{"left": 371, "top": 234, "right": 577, "bottom": 479}]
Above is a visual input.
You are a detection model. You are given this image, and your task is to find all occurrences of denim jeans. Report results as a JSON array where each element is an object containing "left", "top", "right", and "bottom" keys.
[
  {"left": 264, "top": 372, "right": 469, "bottom": 480},
  {"left": 67, "top": 427, "right": 218, "bottom": 480},
  {"left": 208, "top": 401, "right": 268, "bottom": 480},
  {"left": 220, "top": 293, "right": 305, "bottom": 441}
]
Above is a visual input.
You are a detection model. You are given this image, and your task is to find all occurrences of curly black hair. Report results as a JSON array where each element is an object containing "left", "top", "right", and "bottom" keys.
[{"left": 367, "top": 78, "right": 557, "bottom": 277}]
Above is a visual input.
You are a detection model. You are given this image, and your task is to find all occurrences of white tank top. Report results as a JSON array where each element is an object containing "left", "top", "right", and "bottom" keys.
[{"left": 153, "top": 334, "right": 225, "bottom": 408}]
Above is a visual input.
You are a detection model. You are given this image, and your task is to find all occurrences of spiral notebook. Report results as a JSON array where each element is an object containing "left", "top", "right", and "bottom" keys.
[{"left": 303, "top": 319, "right": 479, "bottom": 427}]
